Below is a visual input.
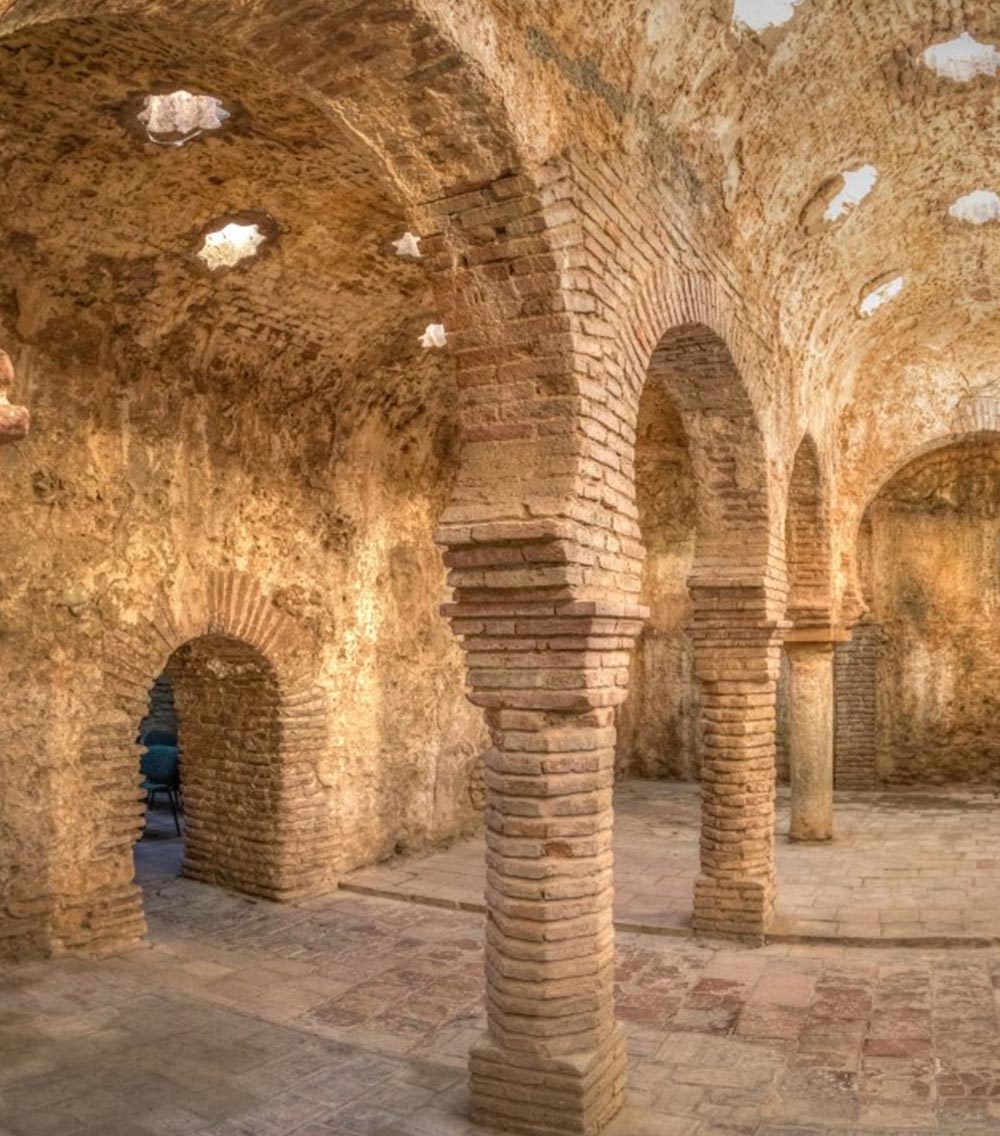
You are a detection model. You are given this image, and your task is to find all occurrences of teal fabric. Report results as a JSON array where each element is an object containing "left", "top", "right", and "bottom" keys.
[
  {"left": 140, "top": 745, "right": 179, "bottom": 788},
  {"left": 142, "top": 729, "right": 177, "bottom": 748}
]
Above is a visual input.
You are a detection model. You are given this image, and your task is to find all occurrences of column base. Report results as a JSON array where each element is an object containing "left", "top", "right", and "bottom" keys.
[
  {"left": 788, "top": 827, "right": 833, "bottom": 844},
  {"left": 470, "top": 1026, "right": 626, "bottom": 1136},
  {"left": 50, "top": 881, "right": 147, "bottom": 958},
  {"left": 693, "top": 874, "right": 774, "bottom": 942}
]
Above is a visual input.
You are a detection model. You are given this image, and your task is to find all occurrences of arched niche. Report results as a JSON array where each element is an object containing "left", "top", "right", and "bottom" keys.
[{"left": 859, "top": 436, "right": 1000, "bottom": 786}]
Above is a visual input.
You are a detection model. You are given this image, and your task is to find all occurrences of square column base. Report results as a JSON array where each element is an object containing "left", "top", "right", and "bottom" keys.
[
  {"left": 693, "top": 874, "right": 774, "bottom": 943},
  {"left": 470, "top": 1026, "right": 626, "bottom": 1135}
]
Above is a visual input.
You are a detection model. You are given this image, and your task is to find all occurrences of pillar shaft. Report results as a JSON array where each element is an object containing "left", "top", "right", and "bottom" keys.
[
  {"left": 786, "top": 641, "right": 835, "bottom": 843},
  {"left": 443, "top": 591, "right": 645, "bottom": 1136},
  {"left": 475, "top": 706, "right": 623, "bottom": 1135},
  {"left": 690, "top": 615, "right": 783, "bottom": 940}
]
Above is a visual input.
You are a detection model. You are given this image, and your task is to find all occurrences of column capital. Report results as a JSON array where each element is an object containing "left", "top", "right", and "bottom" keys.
[
  {"left": 442, "top": 598, "right": 647, "bottom": 716},
  {"left": 442, "top": 598, "right": 649, "bottom": 624},
  {"left": 687, "top": 618, "right": 791, "bottom": 649},
  {"left": 784, "top": 626, "right": 851, "bottom": 645},
  {"left": 687, "top": 573, "right": 787, "bottom": 625}
]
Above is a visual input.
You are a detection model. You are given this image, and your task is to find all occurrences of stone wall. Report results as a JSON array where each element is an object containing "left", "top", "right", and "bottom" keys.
[
  {"left": 864, "top": 440, "right": 1000, "bottom": 785},
  {"left": 139, "top": 675, "right": 177, "bottom": 741},
  {"left": 0, "top": 323, "right": 489, "bottom": 955},
  {"left": 0, "top": 12, "right": 495, "bottom": 958}
]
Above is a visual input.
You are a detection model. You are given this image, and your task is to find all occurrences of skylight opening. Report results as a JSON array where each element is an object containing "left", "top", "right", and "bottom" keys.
[
  {"left": 198, "top": 222, "right": 266, "bottom": 270},
  {"left": 732, "top": 0, "right": 805, "bottom": 33},
  {"left": 138, "top": 90, "right": 230, "bottom": 146},
  {"left": 949, "top": 189, "right": 1000, "bottom": 225},
  {"left": 420, "top": 323, "right": 447, "bottom": 349},
  {"left": 859, "top": 275, "right": 905, "bottom": 318},
  {"left": 922, "top": 32, "right": 1000, "bottom": 82},
  {"left": 824, "top": 164, "right": 878, "bottom": 222},
  {"left": 393, "top": 232, "right": 423, "bottom": 258}
]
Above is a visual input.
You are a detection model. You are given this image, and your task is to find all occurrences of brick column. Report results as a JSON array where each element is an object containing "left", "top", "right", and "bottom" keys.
[
  {"left": 441, "top": 560, "right": 644, "bottom": 1136},
  {"left": 690, "top": 581, "right": 785, "bottom": 940},
  {"left": 785, "top": 633, "right": 838, "bottom": 843}
]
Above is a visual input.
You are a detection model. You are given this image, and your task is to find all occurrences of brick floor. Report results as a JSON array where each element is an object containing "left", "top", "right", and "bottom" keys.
[
  {"left": 1, "top": 903, "right": 999, "bottom": 1135},
  {"left": 343, "top": 782, "right": 1000, "bottom": 943},
  {"left": 3, "top": 791, "right": 1000, "bottom": 1134}
]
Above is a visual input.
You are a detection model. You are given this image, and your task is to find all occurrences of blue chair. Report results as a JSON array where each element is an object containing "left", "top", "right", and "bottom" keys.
[{"left": 141, "top": 745, "right": 182, "bottom": 836}]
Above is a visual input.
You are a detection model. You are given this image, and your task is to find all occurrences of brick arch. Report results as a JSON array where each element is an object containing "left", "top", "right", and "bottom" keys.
[
  {"left": 622, "top": 273, "right": 776, "bottom": 596},
  {"left": 166, "top": 634, "right": 284, "bottom": 895},
  {"left": 51, "top": 571, "right": 328, "bottom": 956},
  {"left": 785, "top": 433, "right": 833, "bottom": 628},
  {"left": 844, "top": 423, "right": 1000, "bottom": 623},
  {"left": 647, "top": 323, "right": 772, "bottom": 582},
  {"left": 619, "top": 274, "right": 784, "bottom": 940},
  {"left": 861, "top": 428, "right": 1000, "bottom": 530},
  {"left": 625, "top": 271, "right": 759, "bottom": 396}
]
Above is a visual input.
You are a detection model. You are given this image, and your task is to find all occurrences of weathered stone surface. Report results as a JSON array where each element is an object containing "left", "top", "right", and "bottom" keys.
[
  {"left": 862, "top": 440, "right": 1000, "bottom": 786},
  {"left": 0, "top": 3, "right": 997, "bottom": 1133}
]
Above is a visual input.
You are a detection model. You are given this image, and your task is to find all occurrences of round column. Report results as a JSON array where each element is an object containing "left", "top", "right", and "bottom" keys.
[{"left": 785, "top": 637, "right": 835, "bottom": 843}]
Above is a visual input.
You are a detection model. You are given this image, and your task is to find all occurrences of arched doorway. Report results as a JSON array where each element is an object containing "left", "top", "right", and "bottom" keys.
[
  {"left": 616, "top": 381, "right": 698, "bottom": 780},
  {"left": 134, "top": 635, "right": 283, "bottom": 899}
]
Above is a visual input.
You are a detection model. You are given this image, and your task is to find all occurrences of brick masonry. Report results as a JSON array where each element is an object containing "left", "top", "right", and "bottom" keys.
[
  {"left": 0, "top": 6, "right": 986, "bottom": 1136},
  {"left": 834, "top": 622, "right": 880, "bottom": 791},
  {"left": 430, "top": 150, "right": 798, "bottom": 1130},
  {"left": 138, "top": 673, "right": 177, "bottom": 741},
  {"left": 46, "top": 571, "right": 330, "bottom": 957}
]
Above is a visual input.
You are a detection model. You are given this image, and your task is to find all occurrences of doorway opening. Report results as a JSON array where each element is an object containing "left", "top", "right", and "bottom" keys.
[{"left": 132, "top": 635, "right": 282, "bottom": 898}]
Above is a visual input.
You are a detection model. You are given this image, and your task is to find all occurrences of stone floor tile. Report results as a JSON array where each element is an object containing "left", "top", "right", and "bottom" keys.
[
  {"left": 9, "top": 797, "right": 1000, "bottom": 1136},
  {"left": 339, "top": 783, "right": 1000, "bottom": 946}
]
